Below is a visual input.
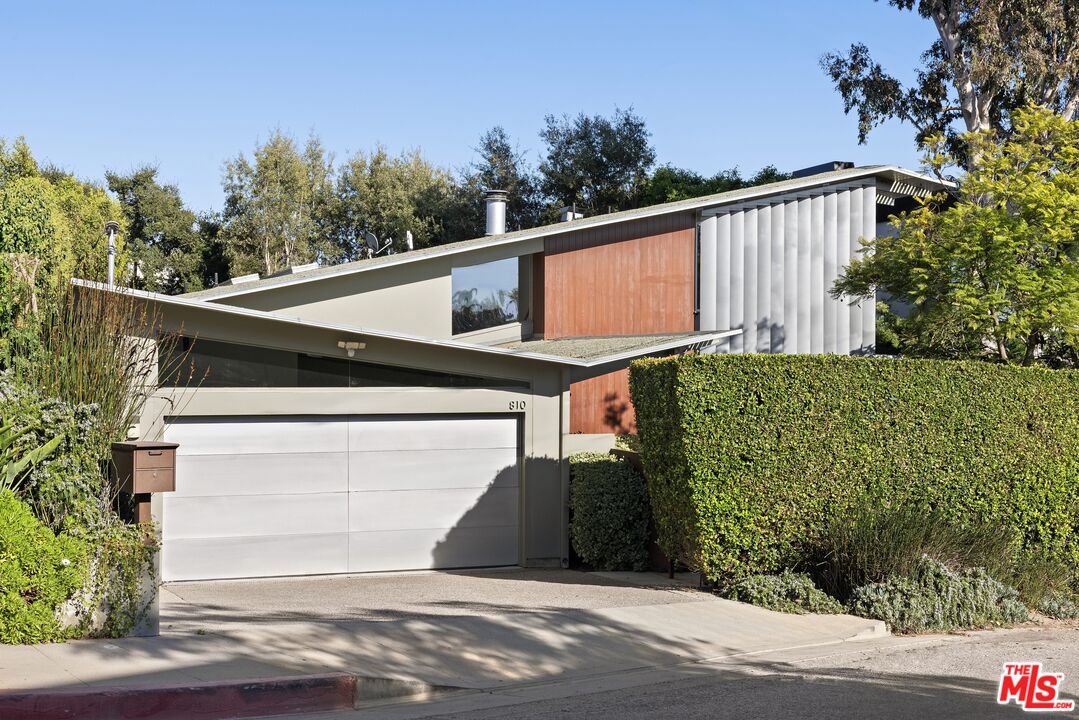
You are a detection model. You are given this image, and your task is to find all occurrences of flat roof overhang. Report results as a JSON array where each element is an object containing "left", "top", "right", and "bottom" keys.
[{"left": 73, "top": 280, "right": 741, "bottom": 373}]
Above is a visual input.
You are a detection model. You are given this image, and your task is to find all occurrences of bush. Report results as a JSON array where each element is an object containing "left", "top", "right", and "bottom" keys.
[
  {"left": 569, "top": 452, "right": 650, "bottom": 571},
  {"left": 813, "top": 500, "right": 1015, "bottom": 601},
  {"left": 629, "top": 354, "right": 1079, "bottom": 582},
  {"left": 849, "top": 555, "right": 1029, "bottom": 633},
  {"left": 1038, "top": 593, "right": 1079, "bottom": 620},
  {"left": 0, "top": 490, "right": 88, "bottom": 644},
  {"left": 726, "top": 570, "right": 843, "bottom": 615}
]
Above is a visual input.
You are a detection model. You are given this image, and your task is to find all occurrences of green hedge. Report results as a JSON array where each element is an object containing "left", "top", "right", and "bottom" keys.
[
  {"left": 569, "top": 452, "right": 651, "bottom": 571},
  {"left": 629, "top": 355, "right": 1079, "bottom": 581}
]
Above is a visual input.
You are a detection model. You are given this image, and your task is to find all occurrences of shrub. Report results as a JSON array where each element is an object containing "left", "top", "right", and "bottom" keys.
[
  {"left": 812, "top": 500, "right": 1015, "bottom": 601},
  {"left": 0, "top": 490, "right": 88, "bottom": 644},
  {"left": 849, "top": 555, "right": 1029, "bottom": 633},
  {"left": 629, "top": 354, "right": 1079, "bottom": 582},
  {"left": 1038, "top": 593, "right": 1079, "bottom": 620},
  {"left": 726, "top": 570, "right": 843, "bottom": 615},
  {"left": 569, "top": 452, "right": 650, "bottom": 571}
]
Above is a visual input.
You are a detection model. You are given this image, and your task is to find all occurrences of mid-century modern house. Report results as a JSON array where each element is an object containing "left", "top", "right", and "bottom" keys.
[{"left": 82, "top": 163, "right": 945, "bottom": 582}]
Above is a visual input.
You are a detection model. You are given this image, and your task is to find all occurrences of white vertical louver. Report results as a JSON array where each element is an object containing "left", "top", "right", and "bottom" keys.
[{"left": 699, "top": 182, "right": 876, "bottom": 357}]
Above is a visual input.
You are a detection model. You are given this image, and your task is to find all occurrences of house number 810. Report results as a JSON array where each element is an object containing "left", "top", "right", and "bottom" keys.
[{"left": 509, "top": 400, "right": 526, "bottom": 410}]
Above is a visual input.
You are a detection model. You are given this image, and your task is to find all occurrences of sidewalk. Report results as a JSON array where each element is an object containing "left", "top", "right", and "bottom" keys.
[{"left": 0, "top": 570, "right": 886, "bottom": 695}]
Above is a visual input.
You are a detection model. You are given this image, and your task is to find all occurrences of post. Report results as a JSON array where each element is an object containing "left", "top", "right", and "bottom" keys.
[{"left": 104, "top": 220, "right": 120, "bottom": 287}]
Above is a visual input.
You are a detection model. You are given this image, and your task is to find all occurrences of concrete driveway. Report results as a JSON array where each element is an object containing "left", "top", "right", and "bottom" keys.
[{"left": 1, "top": 569, "right": 886, "bottom": 693}]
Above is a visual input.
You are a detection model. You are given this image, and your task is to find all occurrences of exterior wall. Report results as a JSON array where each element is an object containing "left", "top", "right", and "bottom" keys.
[
  {"left": 140, "top": 302, "right": 568, "bottom": 569},
  {"left": 213, "top": 238, "right": 543, "bottom": 340},
  {"left": 540, "top": 213, "right": 697, "bottom": 434},
  {"left": 698, "top": 182, "right": 877, "bottom": 355}
]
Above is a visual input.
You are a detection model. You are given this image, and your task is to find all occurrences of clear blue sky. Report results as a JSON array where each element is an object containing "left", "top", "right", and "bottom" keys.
[{"left": 3, "top": 1, "right": 937, "bottom": 213}]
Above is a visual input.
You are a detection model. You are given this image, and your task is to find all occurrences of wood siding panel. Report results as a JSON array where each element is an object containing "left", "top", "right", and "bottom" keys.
[{"left": 543, "top": 213, "right": 696, "bottom": 434}]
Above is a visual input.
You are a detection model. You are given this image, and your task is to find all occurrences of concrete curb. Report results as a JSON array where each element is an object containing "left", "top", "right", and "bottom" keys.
[{"left": 0, "top": 672, "right": 456, "bottom": 720}]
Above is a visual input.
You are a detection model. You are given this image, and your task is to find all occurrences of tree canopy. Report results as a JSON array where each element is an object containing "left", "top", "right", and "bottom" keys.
[
  {"left": 833, "top": 106, "right": 1079, "bottom": 367},
  {"left": 822, "top": 0, "right": 1079, "bottom": 164}
]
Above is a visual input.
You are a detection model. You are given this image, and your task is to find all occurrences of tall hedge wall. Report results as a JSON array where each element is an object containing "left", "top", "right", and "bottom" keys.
[{"left": 629, "top": 355, "right": 1079, "bottom": 581}]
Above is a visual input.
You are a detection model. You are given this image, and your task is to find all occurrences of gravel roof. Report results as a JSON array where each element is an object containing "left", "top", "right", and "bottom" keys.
[{"left": 497, "top": 333, "right": 722, "bottom": 361}]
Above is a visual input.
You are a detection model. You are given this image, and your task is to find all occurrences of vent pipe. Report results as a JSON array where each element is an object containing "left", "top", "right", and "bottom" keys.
[{"left": 484, "top": 190, "right": 508, "bottom": 235}]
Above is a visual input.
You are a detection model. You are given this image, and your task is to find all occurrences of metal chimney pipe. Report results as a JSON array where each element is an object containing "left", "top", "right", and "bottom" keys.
[
  {"left": 104, "top": 220, "right": 120, "bottom": 287},
  {"left": 484, "top": 190, "right": 508, "bottom": 235}
]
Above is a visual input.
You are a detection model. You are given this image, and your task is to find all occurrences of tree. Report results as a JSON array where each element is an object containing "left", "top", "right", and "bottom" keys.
[
  {"left": 822, "top": 1, "right": 1079, "bottom": 164},
  {"left": 221, "top": 131, "right": 333, "bottom": 276},
  {"left": 538, "top": 108, "right": 656, "bottom": 215},
  {"left": 106, "top": 166, "right": 204, "bottom": 294},
  {"left": 0, "top": 138, "right": 127, "bottom": 361},
  {"left": 639, "top": 165, "right": 790, "bottom": 206},
  {"left": 331, "top": 147, "right": 456, "bottom": 258},
  {"left": 833, "top": 106, "right": 1079, "bottom": 366}
]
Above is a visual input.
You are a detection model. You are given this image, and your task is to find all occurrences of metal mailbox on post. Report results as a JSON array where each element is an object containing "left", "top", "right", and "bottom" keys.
[{"left": 111, "top": 440, "right": 178, "bottom": 525}]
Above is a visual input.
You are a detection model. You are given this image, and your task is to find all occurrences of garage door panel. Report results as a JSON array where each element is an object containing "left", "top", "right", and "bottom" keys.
[
  {"left": 349, "top": 487, "right": 518, "bottom": 532},
  {"left": 347, "top": 525, "right": 517, "bottom": 573},
  {"left": 173, "top": 452, "right": 349, "bottom": 497},
  {"left": 167, "top": 416, "right": 348, "bottom": 455},
  {"left": 164, "top": 534, "right": 348, "bottom": 581},
  {"left": 348, "top": 417, "right": 516, "bottom": 452},
  {"left": 164, "top": 493, "right": 347, "bottom": 540},
  {"left": 348, "top": 448, "right": 518, "bottom": 492}
]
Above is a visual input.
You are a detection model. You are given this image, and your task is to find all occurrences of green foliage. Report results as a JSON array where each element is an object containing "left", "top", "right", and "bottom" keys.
[
  {"left": 629, "top": 354, "right": 1079, "bottom": 583},
  {"left": 538, "top": 108, "right": 656, "bottom": 215},
  {"left": 0, "top": 490, "right": 88, "bottom": 644},
  {"left": 1038, "top": 593, "right": 1079, "bottom": 620},
  {"left": 726, "top": 571, "right": 843, "bottom": 615},
  {"left": 639, "top": 165, "right": 790, "bottom": 206},
  {"left": 0, "top": 420, "right": 63, "bottom": 494},
  {"left": 836, "top": 107, "right": 1079, "bottom": 366},
  {"left": 813, "top": 499, "right": 1015, "bottom": 602},
  {"left": 849, "top": 556, "right": 1030, "bottom": 633},
  {"left": 569, "top": 452, "right": 651, "bottom": 571},
  {"left": 106, "top": 166, "right": 206, "bottom": 294},
  {"left": 222, "top": 131, "right": 335, "bottom": 276},
  {"left": 821, "top": 1, "right": 1079, "bottom": 160}
]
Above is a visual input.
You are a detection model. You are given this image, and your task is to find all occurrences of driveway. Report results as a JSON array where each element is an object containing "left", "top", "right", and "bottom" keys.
[{"left": 0, "top": 569, "right": 886, "bottom": 693}]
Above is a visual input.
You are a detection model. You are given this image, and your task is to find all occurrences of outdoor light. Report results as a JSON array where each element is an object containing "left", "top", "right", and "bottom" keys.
[{"left": 337, "top": 340, "right": 365, "bottom": 357}]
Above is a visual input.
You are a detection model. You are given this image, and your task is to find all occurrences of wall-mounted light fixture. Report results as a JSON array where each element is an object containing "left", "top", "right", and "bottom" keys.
[{"left": 337, "top": 340, "right": 366, "bottom": 357}]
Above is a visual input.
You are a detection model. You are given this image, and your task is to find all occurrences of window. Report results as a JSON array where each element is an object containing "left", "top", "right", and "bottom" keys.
[
  {"left": 161, "top": 338, "right": 528, "bottom": 389},
  {"left": 452, "top": 258, "right": 519, "bottom": 334}
]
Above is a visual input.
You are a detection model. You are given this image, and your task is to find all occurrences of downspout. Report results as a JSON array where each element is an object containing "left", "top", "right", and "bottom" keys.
[{"left": 559, "top": 366, "right": 571, "bottom": 569}]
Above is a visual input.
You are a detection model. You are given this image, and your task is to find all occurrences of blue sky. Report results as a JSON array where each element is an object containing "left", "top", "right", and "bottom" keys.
[{"left": 3, "top": 1, "right": 937, "bottom": 213}]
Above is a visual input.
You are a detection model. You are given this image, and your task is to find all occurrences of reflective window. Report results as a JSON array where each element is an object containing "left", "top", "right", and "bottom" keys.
[
  {"left": 161, "top": 338, "right": 528, "bottom": 389},
  {"left": 452, "top": 258, "right": 519, "bottom": 334}
]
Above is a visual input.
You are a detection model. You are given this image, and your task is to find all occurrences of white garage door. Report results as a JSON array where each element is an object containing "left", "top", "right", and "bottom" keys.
[{"left": 161, "top": 415, "right": 520, "bottom": 581}]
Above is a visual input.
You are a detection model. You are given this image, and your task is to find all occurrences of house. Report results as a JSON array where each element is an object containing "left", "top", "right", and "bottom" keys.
[{"left": 81, "top": 163, "right": 945, "bottom": 582}]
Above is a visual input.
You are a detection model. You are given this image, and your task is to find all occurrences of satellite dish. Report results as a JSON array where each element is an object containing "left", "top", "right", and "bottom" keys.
[
  {"left": 362, "top": 230, "right": 392, "bottom": 258},
  {"left": 405, "top": 230, "right": 414, "bottom": 251}
]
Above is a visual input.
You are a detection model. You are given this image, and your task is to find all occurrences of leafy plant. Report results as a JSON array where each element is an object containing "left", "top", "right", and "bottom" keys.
[
  {"left": 849, "top": 555, "right": 1030, "bottom": 634},
  {"left": 629, "top": 354, "right": 1079, "bottom": 583},
  {"left": 812, "top": 500, "right": 1016, "bottom": 602},
  {"left": 0, "top": 420, "right": 62, "bottom": 493},
  {"left": 569, "top": 452, "right": 651, "bottom": 571},
  {"left": 726, "top": 571, "right": 843, "bottom": 615},
  {"left": 0, "top": 490, "right": 87, "bottom": 644}
]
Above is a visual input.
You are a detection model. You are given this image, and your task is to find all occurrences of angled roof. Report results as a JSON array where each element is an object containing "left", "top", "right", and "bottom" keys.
[
  {"left": 183, "top": 164, "right": 948, "bottom": 302},
  {"left": 73, "top": 280, "right": 739, "bottom": 368}
]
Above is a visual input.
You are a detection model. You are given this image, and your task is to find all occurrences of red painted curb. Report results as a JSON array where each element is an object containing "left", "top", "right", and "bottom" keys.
[{"left": 0, "top": 672, "right": 357, "bottom": 720}]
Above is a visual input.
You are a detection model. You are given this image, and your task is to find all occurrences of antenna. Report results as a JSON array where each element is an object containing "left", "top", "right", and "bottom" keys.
[
  {"left": 405, "top": 230, "right": 414, "bottom": 251},
  {"left": 363, "top": 230, "right": 392, "bottom": 258}
]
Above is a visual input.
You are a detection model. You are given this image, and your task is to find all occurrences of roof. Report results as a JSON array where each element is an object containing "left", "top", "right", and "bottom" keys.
[
  {"left": 73, "top": 280, "right": 739, "bottom": 369},
  {"left": 497, "top": 333, "right": 722, "bottom": 361},
  {"left": 183, "top": 164, "right": 948, "bottom": 302}
]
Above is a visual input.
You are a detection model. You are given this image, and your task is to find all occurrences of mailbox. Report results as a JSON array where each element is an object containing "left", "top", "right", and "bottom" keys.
[{"left": 111, "top": 441, "right": 178, "bottom": 494}]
